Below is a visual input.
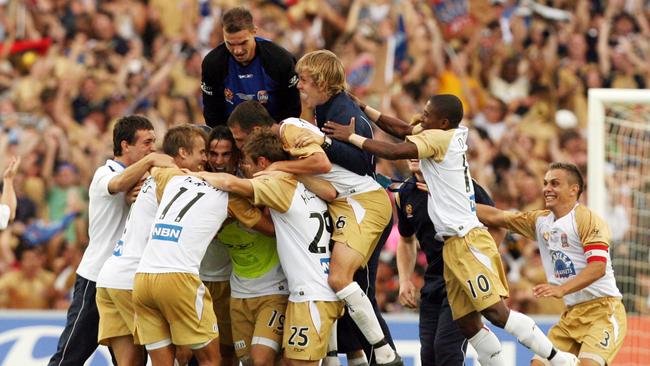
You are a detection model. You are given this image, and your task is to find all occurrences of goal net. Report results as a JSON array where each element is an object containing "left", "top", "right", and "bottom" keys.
[{"left": 588, "top": 88, "right": 650, "bottom": 366}]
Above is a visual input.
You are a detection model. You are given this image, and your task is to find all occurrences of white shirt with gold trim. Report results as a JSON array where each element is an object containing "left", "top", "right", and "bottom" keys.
[
  {"left": 97, "top": 176, "right": 158, "bottom": 289},
  {"left": 504, "top": 203, "right": 622, "bottom": 306},
  {"left": 250, "top": 173, "right": 337, "bottom": 302},
  {"left": 137, "top": 170, "right": 229, "bottom": 275},
  {"left": 406, "top": 127, "right": 482, "bottom": 241},
  {"left": 280, "top": 117, "right": 381, "bottom": 198}
]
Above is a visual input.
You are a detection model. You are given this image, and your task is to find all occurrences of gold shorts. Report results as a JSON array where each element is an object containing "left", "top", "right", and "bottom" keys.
[
  {"left": 533, "top": 297, "right": 627, "bottom": 366},
  {"left": 328, "top": 189, "right": 391, "bottom": 263},
  {"left": 283, "top": 300, "right": 344, "bottom": 361},
  {"left": 443, "top": 228, "right": 509, "bottom": 320},
  {"left": 230, "top": 294, "right": 288, "bottom": 358},
  {"left": 204, "top": 280, "right": 233, "bottom": 346},
  {"left": 133, "top": 273, "right": 218, "bottom": 346},
  {"left": 96, "top": 288, "right": 138, "bottom": 345}
]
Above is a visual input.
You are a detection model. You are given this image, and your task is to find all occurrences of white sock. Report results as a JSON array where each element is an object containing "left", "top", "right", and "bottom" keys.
[
  {"left": 336, "top": 282, "right": 395, "bottom": 363},
  {"left": 348, "top": 354, "right": 369, "bottom": 366},
  {"left": 322, "top": 320, "right": 341, "bottom": 366},
  {"left": 468, "top": 326, "right": 504, "bottom": 366},
  {"left": 504, "top": 310, "right": 557, "bottom": 360}
]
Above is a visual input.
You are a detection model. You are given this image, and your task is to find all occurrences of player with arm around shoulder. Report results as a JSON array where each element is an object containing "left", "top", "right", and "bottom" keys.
[
  {"left": 477, "top": 162, "right": 627, "bottom": 366},
  {"left": 323, "top": 94, "right": 579, "bottom": 366},
  {"left": 198, "top": 129, "right": 343, "bottom": 366}
]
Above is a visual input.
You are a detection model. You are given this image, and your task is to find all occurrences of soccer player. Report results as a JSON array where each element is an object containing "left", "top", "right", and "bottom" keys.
[
  {"left": 49, "top": 116, "right": 175, "bottom": 366},
  {"left": 227, "top": 100, "right": 399, "bottom": 366},
  {"left": 476, "top": 162, "right": 627, "bottom": 366},
  {"left": 396, "top": 159, "right": 496, "bottom": 366},
  {"left": 133, "top": 158, "right": 269, "bottom": 366},
  {"left": 322, "top": 94, "right": 579, "bottom": 366},
  {"left": 201, "top": 6, "right": 300, "bottom": 127},
  {"left": 197, "top": 126, "right": 245, "bottom": 366},
  {"left": 0, "top": 156, "right": 20, "bottom": 230},
  {"left": 199, "top": 129, "right": 344, "bottom": 365},
  {"left": 95, "top": 124, "right": 208, "bottom": 365}
]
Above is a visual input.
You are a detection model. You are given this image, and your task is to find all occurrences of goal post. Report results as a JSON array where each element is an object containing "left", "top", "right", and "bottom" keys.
[{"left": 588, "top": 88, "right": 650, "bottom": 366}]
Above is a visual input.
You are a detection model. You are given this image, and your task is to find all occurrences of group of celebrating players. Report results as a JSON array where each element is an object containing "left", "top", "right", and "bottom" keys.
[{"left": 45, "top": 6, "right": 627, "bottom": 366}]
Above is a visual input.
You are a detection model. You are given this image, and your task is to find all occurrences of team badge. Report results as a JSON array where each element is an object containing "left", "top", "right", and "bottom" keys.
[
  {"left": 405, "top": 204, "right": 413, "bottom": 218},
  {"left": 257, "top": 90, "right": 269, "bottom": 103},
  {"left": 561, "top": 233, "right": 569, "bottom": 248},
  {"left": 224, "top": 88, "right": 234, "bottom": 104}
]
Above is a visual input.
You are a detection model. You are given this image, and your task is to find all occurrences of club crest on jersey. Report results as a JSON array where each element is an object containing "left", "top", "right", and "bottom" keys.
[
  {"left": 405, "top": 204, "right": 414, "bottom": 218},
  {"left": 224, "top": 88, "right": 234, "bottom": 104},
  {"left": 543, "top": 231, "right": 550, "bottom": 242},
  {"left": 257, "top": 90, "right": 269, "bottom": 103},
  {"left": 561, "top": 233, "right": 569, "bottom": 248},
  {"left": 151, "top": 223, "right": 183, "bottom": 243},
  {"left": 551, "top": 250, "right": 576, "bottom": 279}
]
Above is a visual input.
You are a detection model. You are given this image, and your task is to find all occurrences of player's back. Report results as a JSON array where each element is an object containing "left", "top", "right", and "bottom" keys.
[
  {"left": 97, "top": 176, "right": 158, "bottom": 290},
  {"left": 137, "top": 173, "right": 228, "bottom": 275},
  {"left": 407, "top": 126, "right": 482, "bottom": 240},
  {"left": 280, "top": 117, "right": 381, "bottom": 198},
  {"left": 252, "top": 174, "right": 337, "bottom": 302}
]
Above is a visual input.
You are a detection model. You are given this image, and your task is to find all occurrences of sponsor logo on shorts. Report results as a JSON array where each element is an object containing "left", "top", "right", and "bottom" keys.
[
  {"left": 234, "top": 340, "right": 246, "bottom": 350},
  {"left": 151, "top": 223, "right": 183, "bottom": 243},
  {"left": 212, "top": 323, "right": 219, "bottom": 333},
  {"left": 551, "top": 250, "right": 576, "bottom": 279}
]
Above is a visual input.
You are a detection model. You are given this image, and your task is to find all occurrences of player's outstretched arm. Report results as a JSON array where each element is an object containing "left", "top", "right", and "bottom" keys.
[
  {"left": 262, "top": 153, "right": 331, "bottom": 176},
  {"left": 352, "top": 95, "right": 415, "bottom": 139},
  {"left": 323, "top": 118, "right": 419, "bottom": 160},
  {"left": 476, "top": 203, "right": 508, "bottom": 228},
  {"left": 296, "top": 175, "right": 337, "bottom": 202},
  {"left": 198, "top": 172, "right": 254, "bottom": 198},
  {"left": 109, "top": 153, "right": 176, "bottom": 194}
]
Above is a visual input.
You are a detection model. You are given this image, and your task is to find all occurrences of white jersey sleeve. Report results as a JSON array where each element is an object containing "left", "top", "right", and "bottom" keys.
[{"left": 0, "top": 204, "right": 10, "bottom": 230}]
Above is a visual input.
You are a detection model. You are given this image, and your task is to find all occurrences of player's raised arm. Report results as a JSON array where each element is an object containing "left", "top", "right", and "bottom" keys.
[
  {"left": 296, "top": 174, "right": 337, "bottom": 203},
  {"left": 323, "top": 117, "right": 419, "bottom": 160},
  {"left": 355, "top": 98, "right": 417, "bottom": 140}
]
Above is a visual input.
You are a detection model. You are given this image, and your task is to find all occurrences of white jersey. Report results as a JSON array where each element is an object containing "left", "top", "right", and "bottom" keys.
[
  {"left": 137, "top": 172, "right": 228, "bottom": 275},
  {"left": 250, "top": 173, "right": 337, "bottom": 302},
  {"left": 280, "top": 118, "right": 381, "bottom": 198},
  {"left": 97, "top": 176, "right": 157, "bottom": 290},
  {"left": 77, "top": 160, "right": 129, "bottom": 282},
  {"left": 199, "top": 237, "right": 232, "bottom": 282},
  {"left": 505, "top": 204, "right": 622, "bottom": 306},
  {"left": 407, "top": 127, "right": 482, "bottom": 240}
]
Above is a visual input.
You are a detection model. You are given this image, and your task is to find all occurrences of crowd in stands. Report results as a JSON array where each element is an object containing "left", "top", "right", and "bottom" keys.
[{"left": 0, "top": 0, "right": 648, "bottom": 314}]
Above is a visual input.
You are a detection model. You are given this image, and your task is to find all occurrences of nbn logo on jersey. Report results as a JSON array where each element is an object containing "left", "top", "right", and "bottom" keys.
[
  {"left": 151, "top": 223, "right": 183, "bottom": 243},
  {"left": 320, "top": 258, "right": 330, "bottom": 274}
]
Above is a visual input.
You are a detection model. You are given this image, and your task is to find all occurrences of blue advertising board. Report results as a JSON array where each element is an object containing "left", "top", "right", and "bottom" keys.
[{"left": 0, "top": 311, "right": 558, "bottom": 365}]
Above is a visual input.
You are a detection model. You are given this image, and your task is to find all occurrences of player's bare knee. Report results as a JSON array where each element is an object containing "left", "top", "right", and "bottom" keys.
[
  {"left": 327, "top": 272, "right": 351, "bottom": 292},
  {"left": 481, "top": 303, "right": 509, "bottom": 329}
]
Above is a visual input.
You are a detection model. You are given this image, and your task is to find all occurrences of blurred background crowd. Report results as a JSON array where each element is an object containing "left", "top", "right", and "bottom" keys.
[{"left": 0, "top": 0, "right": 649, "bottom": 314}]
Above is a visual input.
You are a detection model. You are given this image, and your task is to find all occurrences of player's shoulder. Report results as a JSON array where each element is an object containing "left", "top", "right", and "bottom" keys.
[
  {"left": 202, "top": 44, "right": 229, "bottom": 65},
  {"left": 573, "top": 204, "right": 607, "bottom": 227},
  {"left": 256, "top": 37, "right": 295, "bottom": 60}
]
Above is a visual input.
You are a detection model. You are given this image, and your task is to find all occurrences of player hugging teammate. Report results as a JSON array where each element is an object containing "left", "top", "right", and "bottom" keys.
[{"left": 49, "top": 6, "right": 627, "bottom": 366}]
